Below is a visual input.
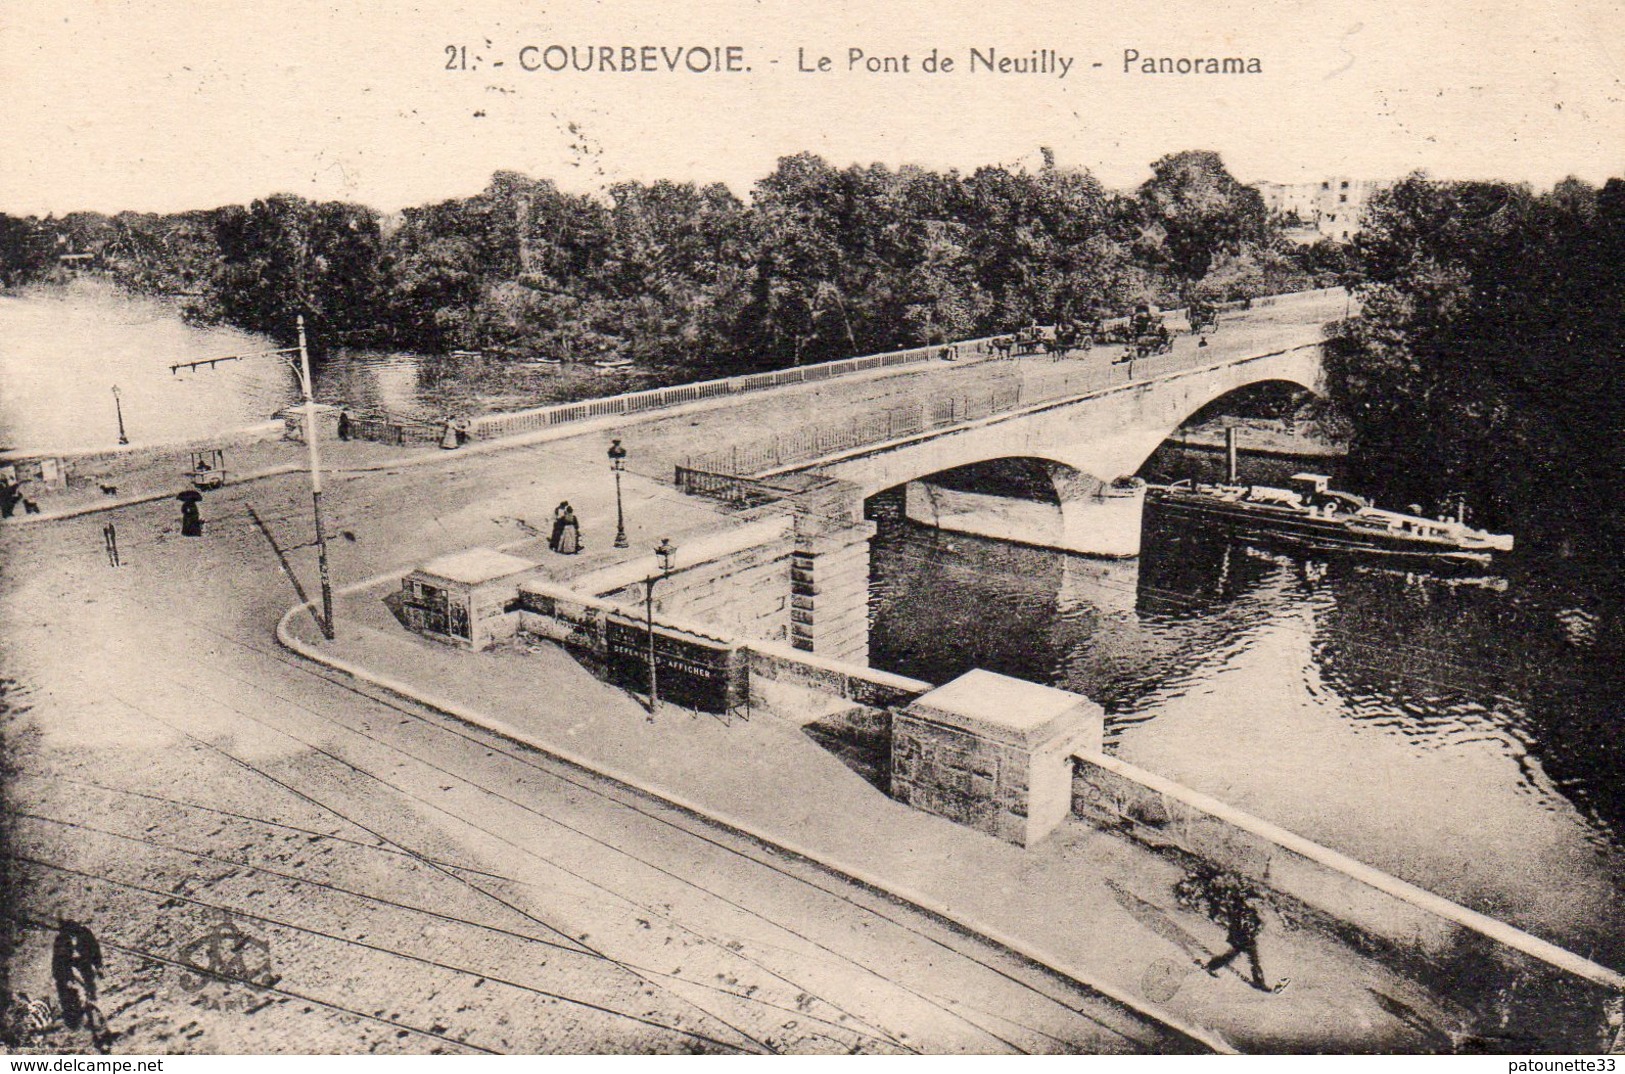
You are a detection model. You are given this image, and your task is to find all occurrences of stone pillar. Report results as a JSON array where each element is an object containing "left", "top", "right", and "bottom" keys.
[
  {"left": 1051, "top": 465, "right": 1146, "bottom": 558},
  {"left": 891, "top": 670, "right": 1103, "bottom": 848},
  {"left": 787, "top": 478, "right": 875, "bottom": 664},
  {"left": 789, "top": 524, "right": 876, "bottom": 663}
]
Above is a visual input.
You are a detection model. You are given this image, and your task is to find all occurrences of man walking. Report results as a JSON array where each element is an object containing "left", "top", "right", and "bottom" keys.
[{"left": 1203, "top": 886, "right": 1289, "bottom": 993}]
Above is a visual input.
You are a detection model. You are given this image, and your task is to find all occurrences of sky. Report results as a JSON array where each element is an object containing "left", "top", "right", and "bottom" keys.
[{"left": 2, "top": 0, "right": 1621, "bottom": 215}]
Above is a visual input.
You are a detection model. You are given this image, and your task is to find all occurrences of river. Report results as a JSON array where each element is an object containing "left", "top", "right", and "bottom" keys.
[
  {"left": 866, "top": 451, "right": 1625, "bottom": 970},
  {"left": 0, "top": 282, "right": 665, "bottom": 453}
]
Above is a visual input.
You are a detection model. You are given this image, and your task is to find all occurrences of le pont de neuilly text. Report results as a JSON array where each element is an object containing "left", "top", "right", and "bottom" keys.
[{"left": 475, "top": 45, "right": 1263, "bottom": 78}]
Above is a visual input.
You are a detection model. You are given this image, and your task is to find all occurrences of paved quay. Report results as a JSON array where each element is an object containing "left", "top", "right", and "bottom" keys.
[
  {"left": 5, "top": 451, "right": 1208, "bottom": 1053},
  {"left": 281, "top": 538, "right": 1471, "bottom": 1053}
]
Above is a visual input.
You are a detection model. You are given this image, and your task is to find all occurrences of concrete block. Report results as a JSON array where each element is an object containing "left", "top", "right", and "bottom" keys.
[{"left": 891, "top": 670, "right": 1102, "bottom": 848}]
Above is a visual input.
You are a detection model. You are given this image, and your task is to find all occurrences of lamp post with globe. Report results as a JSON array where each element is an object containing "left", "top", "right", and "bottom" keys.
[
  {"left": 643, "top": 537, "right": 677, "bottom": 717},
  {"left": 608, "top": 439, "right": 629, "bottom": 549}
]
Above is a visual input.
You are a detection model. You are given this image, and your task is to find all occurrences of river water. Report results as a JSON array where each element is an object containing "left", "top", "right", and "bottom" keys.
[
  {"left": 867, "top": 453, "right": 1625, "bottom": 969},
  {"left": 0, "top": 283, "right": 663, "bottom": 453}
]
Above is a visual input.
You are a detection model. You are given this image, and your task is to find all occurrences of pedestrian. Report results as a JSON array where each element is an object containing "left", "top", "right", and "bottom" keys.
[
  {"left": 548, "top": 501, "right": 568, "bottom": 552},
  {"left": 51, "top": 919, "right": 103, "bottom": 1030},
  {"left": 1202, "top": 885, "right": 1288, "bottom": 992},
  {"left": 337, "top": 409, "right": 351, "bottom": 441},
  {"left": 555, "top": 503, "right": 581, "bottom": 555},
  {"left": 177, "top": 490, "right": 203, "bottom": 537},
  {"left": 103, "top": 522, "right": 120, "bottom": 567}
]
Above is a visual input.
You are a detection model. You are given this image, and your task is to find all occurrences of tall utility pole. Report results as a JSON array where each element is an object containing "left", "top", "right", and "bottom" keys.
[
  {"left": 168, "top": 325, "right": 337, "bottom": 639},
  {"left": 112, "top": 385, "right": 129, "bottom": 445},
  {"left": 297, "top": 315, "right": 336, "bottom": 640}
]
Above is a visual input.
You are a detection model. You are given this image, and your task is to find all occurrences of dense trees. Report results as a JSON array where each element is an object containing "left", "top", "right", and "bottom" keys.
[
  {"left": 1326, "top": 173, "right": 1625, "bottom": 564},
  {"left": 10, "top": 155, "right": 1615, "bottom": 566},
  {"left": 1135, "top": 150, "right": 1271, "bottom": 282},
  {"left": 0, "top": 149, "right": 1314, "bottom": 370},
  {"left": 214, "top": 195, "right": 386, "bottom": 341},
  {"left": 0, "top": 213, "right": 53, "bottom": 287}
]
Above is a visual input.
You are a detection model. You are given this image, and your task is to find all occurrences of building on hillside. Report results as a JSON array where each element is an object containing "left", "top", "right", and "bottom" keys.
[{"left": 1256, "top": 177, "right": 1393, "bottom": 243}]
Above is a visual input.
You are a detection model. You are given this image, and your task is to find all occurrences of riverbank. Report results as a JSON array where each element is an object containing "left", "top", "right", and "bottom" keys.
[{"left": 1165, "top": 417, "right": 1347, "bottom": 459}]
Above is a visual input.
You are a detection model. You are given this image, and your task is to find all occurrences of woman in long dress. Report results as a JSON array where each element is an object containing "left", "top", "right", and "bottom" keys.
[
  {"left": 555, "top": 504, "right": 581, "bottom": 554},
  {"left": 548, "top": 501, "right": 568, "bottom": 551}
]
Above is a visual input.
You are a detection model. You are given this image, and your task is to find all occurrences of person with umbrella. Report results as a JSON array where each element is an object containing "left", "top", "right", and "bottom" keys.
[{"left": 177, "top": 489, "right": 204, "bottom": 536}]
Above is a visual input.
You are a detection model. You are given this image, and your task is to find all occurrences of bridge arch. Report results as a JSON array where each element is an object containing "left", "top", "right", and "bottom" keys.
[{"left": 819, "top": 347, "right": 1327, "bottom": 556}]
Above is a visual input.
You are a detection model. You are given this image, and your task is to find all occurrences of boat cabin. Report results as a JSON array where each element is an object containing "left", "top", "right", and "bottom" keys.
[{"left": 1289, "top": 473, "right": 1331, "bottom": 497}]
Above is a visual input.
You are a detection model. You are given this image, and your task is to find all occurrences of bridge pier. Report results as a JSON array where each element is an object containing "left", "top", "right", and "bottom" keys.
[
  {"left": 788, "top": 480, "right": 876, "bottom": 664},
  {"left": 1050, "top": 466, "right": 1146, "bottom": 559},
  {"left": 898, "top": 476, "right": 1146, "bottom": 558}
]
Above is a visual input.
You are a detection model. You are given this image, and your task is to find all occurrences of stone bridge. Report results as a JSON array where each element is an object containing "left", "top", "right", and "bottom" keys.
[
  {"left": 658, "top": 289, "right": 1341, "bottom": 661},
  {"left": 783, "top": 340, "right": 1325, "bottom": 557}
]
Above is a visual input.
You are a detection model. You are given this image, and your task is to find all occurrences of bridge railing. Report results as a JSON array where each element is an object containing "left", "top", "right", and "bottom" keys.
[
  {"left": 464, "top": 287, "right": 1346, "bottom": 445},
  {"left": 676, "top": 294, "right": 1343, "bottom": 484},
  {"left": 680, "top": 336, "right": 1219, "bottom": 479},
  {"left": 683, "top": 384, "right": 1024, "bottom": 477},
  {"left": 467, "top": 334, "right": 1007, "bottom": 441}
]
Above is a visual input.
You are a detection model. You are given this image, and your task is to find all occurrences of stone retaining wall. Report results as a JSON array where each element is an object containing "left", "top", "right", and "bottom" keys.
[
  {"left": 599, "top": 532, "right": 797, "bottom": 646},
  {"left": 1072, "top": 750, "right": 1625, "bottom": 1052}
]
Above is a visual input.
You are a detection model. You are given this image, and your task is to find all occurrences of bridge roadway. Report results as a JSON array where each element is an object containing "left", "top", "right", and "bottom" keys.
[
  {"left": 672, "top": 291, "right": 1343, "bottom": 482},
  {"left": 0, "top": 292, "right": 1347, "bottom": 1053}
]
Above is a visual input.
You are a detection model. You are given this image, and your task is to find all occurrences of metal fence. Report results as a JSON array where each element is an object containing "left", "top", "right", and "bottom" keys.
[
  {"left": 670, "top": 467, "right": 787, "bottom": 506},
  {"left": 463, "top": 286, "right": 1343, "bottom": 446},
  {"left": 467, "top": 335, "right": 1003, "bottom": 441},
  {"left": 344, "top": 414, "right": 443, "bottom": 446}
]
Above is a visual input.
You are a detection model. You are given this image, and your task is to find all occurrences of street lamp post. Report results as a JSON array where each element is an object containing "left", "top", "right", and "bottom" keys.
[
  {"left": 165, "top": 320, "right": 335, "bottom": 639},
  {"left": 608, "top": 439, "right": 628, "bottom": 549},
  {"left": 644, "top": 537, "right": 676, "bottom": 717},
  {"left": 112, "top": 385, "right": 129, "bottom": 445},
  {"left": 297, "top": 316, "right": 336, "bottom": 640}
]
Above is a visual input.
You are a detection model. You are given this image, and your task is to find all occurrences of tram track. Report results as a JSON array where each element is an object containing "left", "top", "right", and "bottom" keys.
[
  {"left": 162, "top": 615, "right": 1173, "bottom": 1050},
  {"left": 33, "top": 670, "right": 1033, "bottom": 1053},
  {"left": 13, "top": 854, "right": 766, "bottom": 1054},
  {"left": 26, "top": 605, "right": 1171, "bottom": 1054},
  {"left": 10, "top": 810, "right": 913, "bottom": 1052}
]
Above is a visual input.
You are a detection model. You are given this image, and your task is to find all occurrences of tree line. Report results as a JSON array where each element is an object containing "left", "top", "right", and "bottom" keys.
[
  {"left": 1326, "top": 173, "right": 1625, "bottom": 568},
  {"left": 0, "top": 150, "right": 1343, "bottom": 377}
]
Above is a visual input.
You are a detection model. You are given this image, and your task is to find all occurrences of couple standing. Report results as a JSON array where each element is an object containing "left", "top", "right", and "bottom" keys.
[{"left": 548, "top": 501, "right": 582, "bottom": 554}]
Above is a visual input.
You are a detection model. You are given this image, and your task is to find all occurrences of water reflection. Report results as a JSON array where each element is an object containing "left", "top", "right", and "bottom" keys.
[{"left": 867, "top": 489, "right": 1625, "bottom": 966}]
